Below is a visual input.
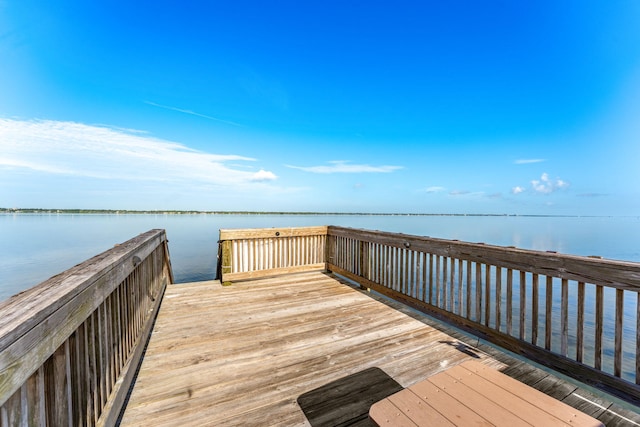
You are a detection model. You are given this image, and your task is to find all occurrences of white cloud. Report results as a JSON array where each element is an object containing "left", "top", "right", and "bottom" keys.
[
  {"left": 251, "top": 169, "right": 277, "bottom": 182},
  {"left": 529, "top": 172, "right": 569, "bottom": 194},
  {"left": 515, "top": 159, "right": 546, "bottom": 164},
  {"left": 0, "top": 118, "right": 276, "bottom": 187},
  {"left": 512, "top": 186, "right": 525, "bottom": 194},
  {"left": 286, "top": 160, "right": 402, "bottom": 174}
]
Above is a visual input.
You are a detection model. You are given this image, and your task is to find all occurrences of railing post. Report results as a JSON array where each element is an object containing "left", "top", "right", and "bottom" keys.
[
  {"left": 215, "top": 240, "right": 223, "bottom": 280},
  {"left": 220, "top": 240, "right": 232, "bottom": 284},
  {"left": 325, "top": 233, "right": 334, "bottom": 272},
  {"left": 359, "top": 240, "right": 369, "bottom": 291}
]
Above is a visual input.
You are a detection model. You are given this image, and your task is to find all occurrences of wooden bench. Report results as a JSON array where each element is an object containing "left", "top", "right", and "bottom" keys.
[{"left": 369, "top": 360, "right": 605, "bottom": 426}]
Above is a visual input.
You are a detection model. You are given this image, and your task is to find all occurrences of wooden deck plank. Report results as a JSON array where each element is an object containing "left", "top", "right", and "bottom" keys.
[
  {"left": 119, "top": 272, "right": 503, "bottom": 426},
  {"left": 596, "top": 402, "right": 640, "bottom": 426}
]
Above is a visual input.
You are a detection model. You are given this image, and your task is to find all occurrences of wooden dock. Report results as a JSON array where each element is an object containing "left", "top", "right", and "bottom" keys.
[
  {"left": 119, "top": 271, "right": 640, "bottom": 426},
  {"left": 3, "top": 227, "right": 640, "bottom": 426}
]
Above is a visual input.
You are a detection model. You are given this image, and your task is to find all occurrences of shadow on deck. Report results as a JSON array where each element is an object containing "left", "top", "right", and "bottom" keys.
[{"left": 118, "top": 271, "right": 640, "bottom": 427}]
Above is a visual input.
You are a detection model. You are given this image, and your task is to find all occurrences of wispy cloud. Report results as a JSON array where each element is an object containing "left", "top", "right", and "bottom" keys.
[
  {"left": 144, "top": 101, "right": 243, "bottom": 127},
  {"left": 512, "top": 186, "right": 525, "bottom": 194},
  {"left": 0, "top": 118, "right": 275, "bottom": 186},
  {"left": 448, "top": 190, "right": 487, "bottom": 197},
  {"left": 577, "top": 192, "right": 608, "bottom": 198},
  {"left": 515, "top": 159, "right": 546, "bottom": 164},
  {"left": 286, "top": 160, "right": 402, "bottom": 174},
  {"left": 424, "top": 186, "right": 446, "bottom": 193}
]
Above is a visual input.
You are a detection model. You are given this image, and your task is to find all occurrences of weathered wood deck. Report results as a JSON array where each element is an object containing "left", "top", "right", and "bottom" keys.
[{"left": 119, "top": 271, "right": 640, "bottom": 426}]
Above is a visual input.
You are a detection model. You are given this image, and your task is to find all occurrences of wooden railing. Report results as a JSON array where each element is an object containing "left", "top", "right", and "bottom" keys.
[
  {"left": 218, "top": 225, "right": 640, "bottom": 405},
  {"left": 218, "top": 226, "right": 328, "bottom": 282},
  {"left": 0, "top": 229, "right": 173, "bottom": 426}
]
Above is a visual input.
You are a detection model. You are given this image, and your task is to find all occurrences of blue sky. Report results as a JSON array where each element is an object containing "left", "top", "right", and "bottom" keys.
[{"left": 1, "top": 1, "right": 639, "bottom": 214}]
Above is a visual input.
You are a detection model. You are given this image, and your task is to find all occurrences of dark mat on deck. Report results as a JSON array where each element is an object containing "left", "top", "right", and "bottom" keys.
[{"left": 297, "top": 367, "right": 403, "bottom": 427}]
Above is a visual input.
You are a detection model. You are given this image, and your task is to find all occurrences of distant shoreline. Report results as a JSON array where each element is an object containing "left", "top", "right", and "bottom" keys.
[{"left": 0, "top": 208, "right": 618, "bottom": 218}]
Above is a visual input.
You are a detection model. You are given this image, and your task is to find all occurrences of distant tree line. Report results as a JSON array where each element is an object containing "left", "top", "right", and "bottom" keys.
[{"left": 0, "top": 208, "right": 578, "bottom": 217}]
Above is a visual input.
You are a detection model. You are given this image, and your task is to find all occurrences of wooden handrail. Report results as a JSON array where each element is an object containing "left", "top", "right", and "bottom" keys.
[
  {"left": 219, "top": 226, "right": 328, "bottom": 240},
  {"left": 327, "top": 226, "right": 640, "bottom": 291},
  {"left": 0, "top": 229, "right": 173, "bottom": 426},
  {"left": 217, "top": 225, "right": 640, "bottom": 405}
]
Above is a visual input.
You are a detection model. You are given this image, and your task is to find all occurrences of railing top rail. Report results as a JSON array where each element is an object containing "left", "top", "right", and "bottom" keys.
[
  {"left": 220, "top": 226, "right": 328, "bottom": 240},
  {"left": 327, "top": 226, "right": 640, "bottom": 291},
  {"left": 0, "top": 228, "right": 168, "bottom": 352}
]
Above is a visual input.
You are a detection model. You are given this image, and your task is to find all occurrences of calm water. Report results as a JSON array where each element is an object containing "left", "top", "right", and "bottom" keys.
[{"left": 2, "top": 213, "right": 639, "bottom": 302}]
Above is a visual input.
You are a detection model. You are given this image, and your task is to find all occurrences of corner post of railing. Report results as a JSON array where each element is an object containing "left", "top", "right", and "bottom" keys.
[
  {"left": 215, "top": 238, "right": 223, "bottom": 280},
  {"left": 324, "top": 227, "right": 334, "bottom": 273},
  {"left": 220, "top": 240, "right": 233, "bottom": 285},
  {"left": 163, "top": 233, "right": 175, "bottom": 285},
  {"left": 359, "top": 239, "right": 370, "bottom": 291}
]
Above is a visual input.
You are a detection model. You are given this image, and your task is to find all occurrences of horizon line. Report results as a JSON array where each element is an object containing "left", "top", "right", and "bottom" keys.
[{"left": 0, "top": 208, "right": 630, "bottom": 218}]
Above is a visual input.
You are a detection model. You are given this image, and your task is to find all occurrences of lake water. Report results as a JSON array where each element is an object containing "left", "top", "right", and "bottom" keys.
[{"left": 2, "top": 213, "right": 639, "bottom": 302}]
